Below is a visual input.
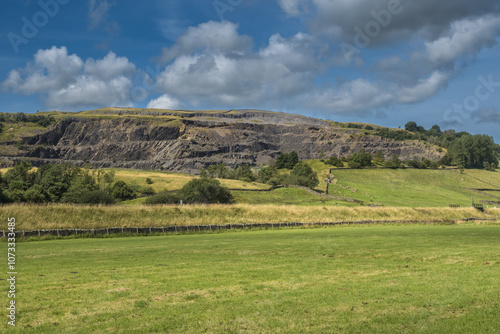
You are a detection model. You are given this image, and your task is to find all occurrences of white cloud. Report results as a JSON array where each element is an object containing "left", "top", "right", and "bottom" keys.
[
  {"left": 307, "top": 71, "right": 450, "bottom": 113},
  {"left": 300, "top": 0, "right": 500, "bottom": 43},
  {"left": 155, "top": 25, "right": 317, "bottom": 107},
  {"left": 159, "top": 21, "right": 253, "bottom": 64},
  {"left": 88, "top": 0, "right": 113, "bottom": 30},
  {"left": 2, "top": 46, "right": 136, "bottom": 109},
  {"left": 85, "top": 52, "right": 136, "bottom": 81},
  {"left": 425, "top": 15, "right": 500, "bottom": 64},
  {"left": 46, "top": 76, "right": 134, "bottom": 108},
  {"left": 3, "top": 46, "right": 83, "bottom": 94},
  {"left": 308, "top": 79, "right": 394, "bottom": 113},
  {"left": 398, "top": 71, "right": 449, "bottom": 104},
  {"left": 147, "top": 94, "right": 182, "bottom": 110},
  {"left": 276, "top": 0, "right": 309, "bottom": 16}
]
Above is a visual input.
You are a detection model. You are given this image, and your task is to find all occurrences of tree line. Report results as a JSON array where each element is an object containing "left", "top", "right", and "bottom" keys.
[
  {"left": 322, "top": 133, "right": 498, "bottom": 171},
  {"left": 0, "top": 161, "right": 135, "bottom": 204},
  {"left": 200, "top": 151, "right": 320, "bottom": 190}
]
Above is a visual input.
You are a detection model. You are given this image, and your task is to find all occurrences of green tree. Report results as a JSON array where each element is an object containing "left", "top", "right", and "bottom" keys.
[
  {"left": 258, "top": 166, "right": 276, "bottom": 184},
  {"left": 61, "top": 170, "right": 98, "bottom": 203},
  {"left": 34, "top": 163, "right": 78, "bottom": 202},
  {"left": 112, "top": 181, "right": 136, "bottom": 201},
  {"left": 349, "top": 149, "right": 373, "bottom": 168},
  {"left": 4, "top": 161, "right": 34, "bottom": 191},
  {"left": 178, "top": 178, "right": 233, "bottom": 204},
  {"left": 405, "top": 121, "right": 418, "bottom": 132},
  {"left": 24, "top": 185, "right": 48, "bottom": 203},
  {"left": 384, "top": 154, "right": 402, "bottom": 169},
  {"left": 447, "top": 134, "right": 498, "bottom": 169},
  {"left": 235, "top": 164, "right": 255, "bottom": 182},
  {"left": 285, "top": 151, "right": 299, "bottom": 169},
  {"left": 199, "top": 168, "right": 208, "bottom": 178},
  {"left": 275, "top": 151, "right": 299, "bottom": 169},
  {"left": 267, "top": 177, "right": 281, "bottom": 187},
  {"left": 275, "top": 153, "right": 287, "bottom": 169},
  {"left": 325, "top": 156, "right": 344, "bottom": 167},
  {"left": 288, "top": 162, "right": 319, "bottom": 189},
  {"left": 373, "top": 151, "right": 385, "bottom": 165}
]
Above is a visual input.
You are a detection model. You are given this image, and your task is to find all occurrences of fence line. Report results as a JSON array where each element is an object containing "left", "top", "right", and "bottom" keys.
[{"left": 2, "top": 218, "right": 497, "bottom": 239}]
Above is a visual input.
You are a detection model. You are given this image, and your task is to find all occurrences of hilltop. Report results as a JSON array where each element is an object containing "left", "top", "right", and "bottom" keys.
[{"left": 0, "top": 108, "right": 443, "bottom": 173}]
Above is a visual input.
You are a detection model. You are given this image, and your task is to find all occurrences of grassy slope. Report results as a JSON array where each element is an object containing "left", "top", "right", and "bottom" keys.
[
  {"left": 112, "top": 169, "right": 269, "bottom": 193},
  {"left": 114, "top": 165, "right": 500, "bottom": 207},
  {"left": 0, "top": 122, "right": 47, "bottom": 142},
  {"left": 3, "top": 225, "right": 500, "bottom": 333},
  {"left": 304, "top": 160, "right": 500, "bottom": 207},
  {"left": 232, "top": 188, "right": 357, "bottom": 206},
  {"left": 327, "top": 169, "right": 500, "bottom": 207},
  {"left": 2, "top": 165, "right": 499, "bottom": 207}
]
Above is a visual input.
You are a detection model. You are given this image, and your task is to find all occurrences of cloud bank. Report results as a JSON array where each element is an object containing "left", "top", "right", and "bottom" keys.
[{"left": 2, "top": 0, "right": 500, "bottom": 115}]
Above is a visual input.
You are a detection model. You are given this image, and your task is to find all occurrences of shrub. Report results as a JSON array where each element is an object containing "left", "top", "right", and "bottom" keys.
[
  {"left": 146, "top": 178, "right": 154, "bottom": 184},
  {"left": 144, "top": 191, "right": 179, "bottom": 205},
  {"left": 0, "top": 187, "right": 10, "bottom": 204},
  {"left": 349, "top": 149, "right": 373, "bottom": 168},
  {"left": 267, "top": 177, "right": 281, "bottom": 187},
  {"left": 140, "top": 186, "right": 156, "bottom": 196},
  {"left": 348, "top": 161, "right": 362, "bottom": 169},
  {"left": 178, "top": 178, "right": 233, "bottom": 204},
  {"left": 287, "top": 162, "right": 319, "bottom": 189},
  {"left": 325, "top": 156, "right": 344, "bottom": 167},
  {"left": 24, "top": 185, "right": 48, "bottom": 203},
  {"left": 79, "top": 191, "right": 116, "bottom": 205},
  {"left": 112, "top": 181, "right": 135, "bottom": 201},
  {"left": 384, "top": 155, "right": 402, "bottom": 169}
]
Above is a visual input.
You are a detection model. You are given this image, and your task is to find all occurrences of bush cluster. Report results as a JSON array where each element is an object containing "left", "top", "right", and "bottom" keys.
[
  {"left": 0, "top": 161, "right": 135, "bottom": 204},
  {"left": 145, "top": 178, "right": 233, "bottom": 205}
]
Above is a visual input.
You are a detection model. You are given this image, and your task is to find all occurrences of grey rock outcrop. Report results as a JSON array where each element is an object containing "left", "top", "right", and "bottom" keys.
[{"left": 5, "top": 109, "right": 444, "bottom": 173}]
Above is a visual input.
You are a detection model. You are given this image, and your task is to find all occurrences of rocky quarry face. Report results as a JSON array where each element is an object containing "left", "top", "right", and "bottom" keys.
[{"left": 8, "top": 109, "right": 444, "bottom": 173}]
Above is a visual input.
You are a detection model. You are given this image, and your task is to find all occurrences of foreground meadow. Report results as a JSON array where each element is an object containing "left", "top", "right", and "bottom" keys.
[{"left": 1, "top": 224, "right": 500, "bottom": 333}]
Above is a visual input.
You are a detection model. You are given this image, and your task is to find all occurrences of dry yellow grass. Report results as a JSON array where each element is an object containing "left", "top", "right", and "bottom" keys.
[
  {"left": 0, "top": 204, "right": 497, "bottom": 231},
  {"left": 113, "top": 169, "right": 269, "bottom": 192}
]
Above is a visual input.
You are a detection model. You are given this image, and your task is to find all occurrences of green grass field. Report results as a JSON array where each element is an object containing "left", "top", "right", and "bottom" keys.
[
  {"left": 2, "top": 224, "right": 500, "bottom": 333},
  {"left": 114, "top": 166, "right": 500, "bottom": 207},
  {"left": 325, "top": 168, "right": 500, "bottom": 207},
  {"left": 232, "top": 188, "right": 357, "bottom": 206}
]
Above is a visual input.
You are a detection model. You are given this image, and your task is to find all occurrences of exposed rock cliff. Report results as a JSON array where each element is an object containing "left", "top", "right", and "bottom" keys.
[{"left": 5, "top": 109, "right": 444, "bottom": 173}]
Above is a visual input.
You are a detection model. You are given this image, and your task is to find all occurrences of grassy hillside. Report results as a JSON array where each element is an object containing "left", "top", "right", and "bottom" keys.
[
  {"left": 113, "top": 164, "right": 500, "bottom": 207},
  {"left": 2, "top": 165, "right": 498, "bottom": 207},
  {"left": 325, "top": 168, "right": 500, "bottom": 207},
  {"left": 4, "top": 225, "right": 500, "bottom": 333},
  {"left": 232, "top": 188, "right": 356, "bottom": 206},
  {"left": 112, "top": 169, "right": 269, "bottom": 192}
]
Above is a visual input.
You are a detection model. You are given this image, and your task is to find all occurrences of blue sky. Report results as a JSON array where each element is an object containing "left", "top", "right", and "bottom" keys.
[{"left": 1, "top": 0, "right": 500, "bottom": 141}]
